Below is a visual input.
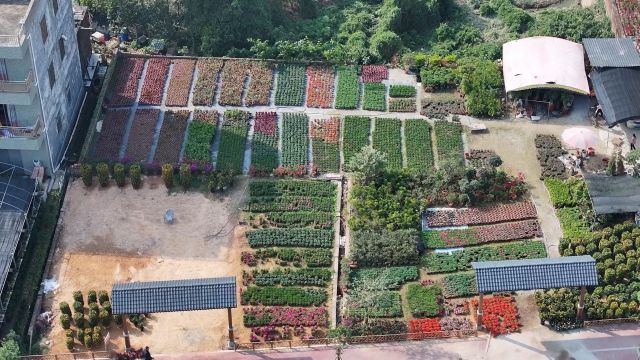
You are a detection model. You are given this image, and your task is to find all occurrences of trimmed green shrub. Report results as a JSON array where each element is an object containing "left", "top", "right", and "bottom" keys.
[
  {"left": 129, "top": 163, "right": 142, "bottom": 189},
  {"left": 59, "top": 301, "right": 71, "bottom": 316},
  {"left": 80, "top": 164, "right": 92, "bottom": 186},
  {"left": 102, "top": 300, "right": 112, "bottom": 313},
  {"left": 161, "top": 164, "right": 174, "bottom": 188},
  {"left": 99, "top": 309, "right": 111, "bottom": 326},
  {"left": 96, "top": 163, "right": 110, "bottom": 187},
  {"left": 73, "top": 301, "right": 83, "bottom": 313},
  {"left": 77, "top": 328, "right": 85, "bottom": 342},
  {"left": 179, "top": 163, "right": 192, "bottom": 189},
  {"left": 113, "top": 314, "right": 123, "bottom": 326},
  {"left": 88, "top": 310, "right": 98, "bottom": 327},
  {"left": 98, "top": 290, "right": 109, "bottom": 305},
  {"left": 66, "top": 336, "right": 74, "bottom": 350},
  {"left": 73, "top": 312, "right": 84, "bottom": 327},
  {"left": 84, "top": 334, "right": 93, "bottom": 348},
  {"left": 73, "top": 290, "right": 83, "bottom": 304},
  {"left": 113, "top": 163, "right": 125, "bottom": 187},
  {"left": 60, "top": 313, "right": 71, "bottom": 329},
  {"left": 87, "top": 290, "right": 97, "bottom": 304}
]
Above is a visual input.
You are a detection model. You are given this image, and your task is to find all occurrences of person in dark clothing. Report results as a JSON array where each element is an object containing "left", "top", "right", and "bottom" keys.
[
  {"left": 142, "top": 346, "right": 153, "bottom": 360},
  {"left": 631, "top": 133, "right": 637, "bottom": 150}
]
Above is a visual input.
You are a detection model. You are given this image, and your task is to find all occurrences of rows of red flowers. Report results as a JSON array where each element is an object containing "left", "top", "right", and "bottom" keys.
[
  {"left": 361, "top": 65, "right": 388, "bottom": 83},
  {"left": 193, "top": 59, "right": 224, "bottom": 106},
  {"left": 108, "top": 57, "right": 144, "bottom": 107},
  {"left": 243, "top": 306, "right": 328, "bottom": 327},
  {"left": 426, "top": 219, "right": 543, "bottom": 248},
  {"left": 427, "top": 201, "right": 538, "bottom": 227},
  {"left": 245, "top": 62, "right": 274, "bottom": 106},
  {"left": 305, "top": 65, "right": 334, "bottom": 108},
  {"left": 139, "top": 59, "right": 170, "bottom": 105},
  {"left": 254, "top": 111, "right": 277, "bottom": 136},
  {"left": 153, "top": 110, "right": 190, "bottom": 164},
  {"left": 165, "top": 59, "right": 195, "bottom": 106},
  {"left": 219, "top": 60, "right": 249, "bottom": 106},
  {"left": 310, "top": 117, "right": 339, "bottom": 143},
  {"left": 93, "top": 109, "right": 130, "bottom": 161},
  {"left": 472, "top": 295, "right": 520, "bottom": 336},
  {"left": 124, "top": 109, "right": 160, "bottom": 162}
]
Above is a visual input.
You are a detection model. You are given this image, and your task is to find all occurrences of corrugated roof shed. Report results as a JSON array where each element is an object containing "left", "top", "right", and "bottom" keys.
[
  {"left": 472, "top": 256, "right": 597, "bottom": 293},
  {"left": 112, "top": 277, "right": 236, "bottom": 314},
  {"left": 583, "top": 173, "right": 640, "bottom": 214},
  {"left": 591, "top": 68, "right": 640, "bottom": 127},
  {"left": 0, "top": 210, "right": 27, "bottom": 295},
  {"left": 583, "top": 38, "right": 640, "bottom": 68}
]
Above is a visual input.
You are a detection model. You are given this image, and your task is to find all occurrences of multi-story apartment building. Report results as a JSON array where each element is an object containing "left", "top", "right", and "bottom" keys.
[{"left": 0, "top": 0, "right": 85, "bottom": 173}]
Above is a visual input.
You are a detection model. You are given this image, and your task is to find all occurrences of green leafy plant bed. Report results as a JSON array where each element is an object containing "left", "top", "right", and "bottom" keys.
[
  {"left": 246, "top": 228, "right": 333, "bottom": 248},
  {"left": 275, "top": 64, "right": 306, "bottom": 106},
  {"left": 311, "top": 118, "right": 340, "bottom": 173},
  {"left": 389, "top": 98, "right": 416, "bottom": 112},
  {"left": 251, "top": 268, "right": 332, "bottom": 286},
  {"left": 335, "top": 66, "right": 360, "bottom": 109},
  {"left": 433, "top": 121, "right": 464, "bottom": 166},
  {"left": 282, "top": 113, "right": 309, "bottom": 168},
  {"left": 389, "top": 85, "right": 416, "bottom": 98},
  {"left": 241, "top": 287, "right": 327, "bottom": 306},
  {"left": 373, "top": 118, "right": 403, "bottom": 170},
  {"left": 362, "top": 83, "right": 386, "bottom": 111},
  {"left": 441, "top": 272, "right": 478, "bottom": 298},
  {"left": 184, "top": 110, "right": 218, "bottom": 162},
  {"left": 348, "top": 291, "right": 403, "bottom": 318},
  {"left": 249, "top": 180, "right": 336, "bottom": 197},
  {"left": 343, "top": 116, "right": 371, "bottom": 164},
  {"left": 404, "top": 120, "right": 434, "bottom": 170},
  {"left": 251, "top": 112, "right": 279, "bottom": 173},
  {"left": 247, "top": 211, "right": 334, "bottom": 229},
  {"left": 249, "top": 248, "right": 333, "bottom": 267},
  {"left": 544, "top": 177, "right": 589, "bottom": 208},
  {"left": 423, "top": 240, "right": 547, "bottom": 273},
  {"left": 351, "top": 230, "right": 420, "bottom": 267},
  {"left": 244, "top": 196, "right": 335, "bottom": 213},
  {"left": 407, "top": 284, "right": 443, "bottom": 318},
  {"left": 556, "top": 207, "right": 591, "bottom": 242},
  {"left": 217, "top": 110, "right": 250, "bottom": 171},
  {"left": 349, "top": 266, "right": 419, "bottom": 290},
  {"left": 423, "top": 220, "right": 542, "bottom": 248}
]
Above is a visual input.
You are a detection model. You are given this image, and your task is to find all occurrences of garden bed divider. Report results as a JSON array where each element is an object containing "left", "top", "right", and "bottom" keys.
[
  {"left": 583, "top": 317, "right": 638, "bottom": 327},
  {"left": 18, "top": 351, "right": 111, "bottom": 360}
]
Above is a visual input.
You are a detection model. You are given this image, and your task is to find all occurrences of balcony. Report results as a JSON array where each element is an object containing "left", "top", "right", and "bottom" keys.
[
  {"left": 0, "top": 115, "right": 45, "bottom": 151},
  {"left": 0, "top": 71, "right": 36, "bottom": 105},
  {"left": 0, "top": 34, "right": 28, "bottom": 59}
]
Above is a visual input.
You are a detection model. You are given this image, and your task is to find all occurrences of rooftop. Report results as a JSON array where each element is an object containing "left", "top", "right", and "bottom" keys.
[
  {"left": 0, "top": 0, "right": 30, "bottom": 36},
  {"left": 591, "top": 67, "right": 640, "bottom": 127},
  {"left": 583, "top": 38, "right": 640, "bottom": 68},
  {"left": 583, "top": 173, "right": 640, "bottom": 214}
]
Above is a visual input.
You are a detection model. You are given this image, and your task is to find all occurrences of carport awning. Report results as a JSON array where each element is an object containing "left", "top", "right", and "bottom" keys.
[
  {"left": 591, "top": 68, "right": 640, "bottom": 127},
  {"left": 583, "top": 173, "right": 640, "bottom": 214}
]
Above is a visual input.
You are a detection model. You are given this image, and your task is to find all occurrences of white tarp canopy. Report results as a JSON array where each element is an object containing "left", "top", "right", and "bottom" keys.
[{"left": 503, "top": 36, "right": 590, "bottom": 95}]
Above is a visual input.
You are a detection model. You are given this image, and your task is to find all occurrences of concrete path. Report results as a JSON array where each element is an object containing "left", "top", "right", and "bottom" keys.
[{"left": 153, "top": 323, "right": 640, "bottom": 360}]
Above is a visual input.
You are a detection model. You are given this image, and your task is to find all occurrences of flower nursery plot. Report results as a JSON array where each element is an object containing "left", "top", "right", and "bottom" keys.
[
  {"left": 153, "top": 110, "right": 190, "bottom": 164},
  {"left": 107, "top": 57, "right": 145, "bottom": 107},
  {"left": 219, "top": 60, "right": 249, "bottom": 106},
  {"left": 281, "top": 113, "right": 309, "bottom": 168},
  {"left": 389, "top": 85, "right": 416, "bottom": 98},
  {"left": 361, "top": 65, "right": 388, "bottom": 83},
  {"left": 165, "top": 59, "right": 195, "bottom": 106},
  {"left": 389, "top": 98, "right": 416, "bottom": 112},
  {"left": 351, "top": 230, "right": 420, "bottom": 267},
  {"left": 423, "top": 219, "right": 543, "bottom": 248},
  {"left": 311, "top": 118, "right": 340, "bottom": 173},
  {"left": 349, "top": 266, "right": 419, "bottom": 290},
  {"left": 139, "top": 58, "right": 170, "bottom": 105},
  {"left": 216, "top": 110, "right": 250, "bottom": 171},
  {"left": 241, "top": 179, "right": 337, "bottom": 342},
  {"left": 362, "top": 83, "right": 386, "bottom": 111},
  {"left": 372, "top": 118, "right": 403, "bottom": 170},
  {"left": 407, "top": 284, "right": 443, "bottom": 318},
  {"left": 426, "top": 201, "right": 539, "bottom": 227},
  {"left": 192, "top": 58, "right": 224, "bottom": 106},
  {"left": 348, "top": 291, "right": 403, "bottom": 318},
  {"left": 251, "top": 112, "right": 278, "bottom": 173},
  {"left": 275, "top": 63, "right": 306, "bottom": 106},
  {"left": 404, "top": 119, "right": 434, "bottom": 170},
  {"left": 335, "top": 66, "right": 360, "bottom": 109},
  {"left": 433, "top": 121, "right": 464, "bottom": 166},
  {"left": 441, "top": 272, "right": 478, "bottom": 298},
  {"left": 93, "top": 109, "right": 130, "bottom": 162},
  {"left": 183, "top": 110, "right": 218, "bottom": 162},
  {"left": 245, "top": 62, "right": 274, "bottom": 106},
  {"left": 343, "top": 116, "right": 371, "bottom": 164},
  {"left": 422, "top": 240, "right": 547, "bottom": 273},
  {"left": 305, "top": 65, "right": 334, "bottom": 108},
  {"left": 472, "top": 295, "right": 520, "bottom": 336},
  {"left": 123, "top": 109, "right": 160, "bottom": 162}
]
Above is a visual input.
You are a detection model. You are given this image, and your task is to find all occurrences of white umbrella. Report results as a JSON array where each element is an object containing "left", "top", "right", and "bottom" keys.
[{"left": 561, "top": 127, "right": 599, "bottom": 149}]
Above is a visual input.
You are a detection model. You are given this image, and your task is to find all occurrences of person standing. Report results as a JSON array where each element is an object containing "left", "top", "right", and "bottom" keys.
[{"left": 631, "top": 133, "right": 637, "bottom": 150}]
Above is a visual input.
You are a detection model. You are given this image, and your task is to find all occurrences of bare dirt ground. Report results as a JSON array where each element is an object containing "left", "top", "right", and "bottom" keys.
[{"left": 42, "top": 177, "right": 250, "bottom": 354}]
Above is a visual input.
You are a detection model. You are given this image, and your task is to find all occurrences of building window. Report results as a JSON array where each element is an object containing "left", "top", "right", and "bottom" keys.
[
  {"left": 66, "top": 85, "right": 71, "bottom": 105},
  {"left": 40, "top": 16, "right": 48, "bottom": 43},
  {"left": 48, "top": 63, "right": 56, "bottom": 89},
  {"left": 52, "top": 0, "right": 59, "bottom": 15},
  {"left": 56, "top": 114, "right": 63, "bottom": 133},
  {"left": 58, "top": 37, "right": 65, "bottom": 60}
]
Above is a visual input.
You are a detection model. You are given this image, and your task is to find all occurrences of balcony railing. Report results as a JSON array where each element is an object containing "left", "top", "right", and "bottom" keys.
[
  {"left": 0, "top": 71, "right": 34, "bottom": 93},
  {"left": 0, "top": 115, "right": 43, "bottom": 139},
  {"left": 0, "top": 34, "right": 23, "bottom": 47}
]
